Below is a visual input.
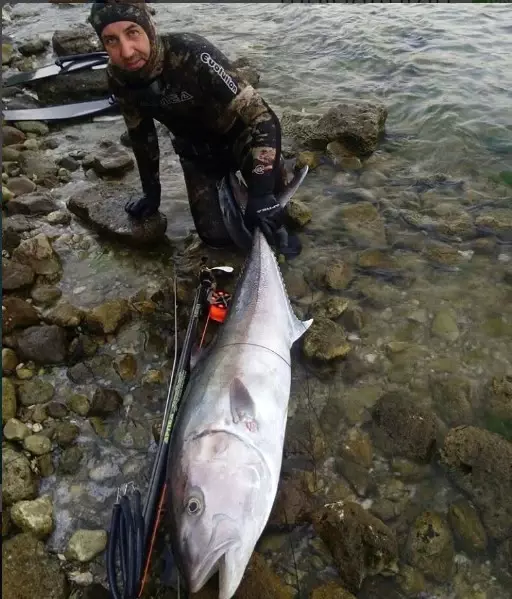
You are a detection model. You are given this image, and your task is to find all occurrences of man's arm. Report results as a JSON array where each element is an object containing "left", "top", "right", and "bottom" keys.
[
  {"left": 192, "top": 35, "right": 281, "bottom": 198},
  {"left": 110, "top": 75, "right": 161, "bottom": 200}
]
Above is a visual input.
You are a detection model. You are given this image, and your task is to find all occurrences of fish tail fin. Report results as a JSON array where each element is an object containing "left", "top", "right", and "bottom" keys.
[{"left": 289, "top": 314, "right": 313, "bottom": 345}]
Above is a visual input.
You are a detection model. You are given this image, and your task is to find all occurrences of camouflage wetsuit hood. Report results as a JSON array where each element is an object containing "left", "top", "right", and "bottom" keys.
[{"left": 89, "top": 1, "right": 285, "bottom": 247}]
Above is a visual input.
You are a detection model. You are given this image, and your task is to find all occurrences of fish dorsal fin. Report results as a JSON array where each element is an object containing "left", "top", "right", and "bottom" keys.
[{"left": 230, "top": 377, "right": 258, "bottom": 432}]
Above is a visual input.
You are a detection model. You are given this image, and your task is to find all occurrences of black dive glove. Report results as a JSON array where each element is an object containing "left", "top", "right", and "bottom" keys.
[
  {"left": 125, "top": 190, "right": 160, "bottom": 219},
  {"left": 244, "top": 193, "right": 302, "bottom": 259},
  {"left": 244, "top": 193, "right": 284, "bottom": 242}
]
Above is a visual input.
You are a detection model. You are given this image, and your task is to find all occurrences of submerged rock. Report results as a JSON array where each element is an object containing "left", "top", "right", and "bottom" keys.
[
  {"left": 12, "top": 233, "right": 61, "bottom": 276},
  {"left": 439, "top": 426, "right": 512, "bottom": 541},
  {"left": 282, "top": 101, "right": 387, "bottom": 157},
  {"left": 337, "top": 202, "right": 387, "bottom": 248},
  {"left": 10, "top": 495, "right": 54, "bottom": 538},
  {"left": 2, "top": 533, "right": 68, "bottom": 599},
  {"left": 475, "top": 209, "right": 512, "bottom": 242},
  {"left": 67, "top": 187, "right": 167, "bottom": 247},
  {"left": 2, "top": 377, "right": 18, "bottom": 423},
  {"left": 448, "top": 499, "right": 488, "bottom": 555},
  {"left": 18, "top": 378, "right": 55, "bottom": 406},
  {"left": 6, "top": 191, "right": 58, "bottom": 216},
  {"left": 312, "top": 501, "right": 398, "bottom": 593},
  {"left": 15, "top": 324, "right": 68, "bottom": 364},
  {"left": 2, "top": 297, "right": 40, "bottom": 334},
  {"left": 405, "top": 511, "right": 454, "bottom": 582},
  {"left": 85, "top": 298, "right": 130, "bottom": 335},
  {"left": 2, "top": 444, "right": 38, "bottom": 506},
  {"left": 302, "top": 316, "right": 351, "bottom": 361},
  {"left": 311, "top": 582, "right": 356, "bottom": 599},
  {"left": 371, "top": 392, "right": 438, "bottom": 463},
  {"left": 65, "top": 529, "right": 108, "bottom": 562}
]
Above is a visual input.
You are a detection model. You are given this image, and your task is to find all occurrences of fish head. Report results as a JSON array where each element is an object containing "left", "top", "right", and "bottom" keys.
[{"left": 169, "top": 430, "right": 271, "bottom": 599}]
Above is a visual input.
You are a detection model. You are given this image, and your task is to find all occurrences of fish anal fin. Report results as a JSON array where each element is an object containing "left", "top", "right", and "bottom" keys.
[{"left": 230, "top": 377, "right": 258, "bottom": 432}]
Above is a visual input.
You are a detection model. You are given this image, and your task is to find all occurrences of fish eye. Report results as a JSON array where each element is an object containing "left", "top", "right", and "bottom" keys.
[{"left": 186, "top": 496, "right": 203, "bottom": 516}]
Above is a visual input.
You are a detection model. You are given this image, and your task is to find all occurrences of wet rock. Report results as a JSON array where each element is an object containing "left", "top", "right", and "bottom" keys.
[
  {"left": 232, "top": 58, "right": 261, "bottom": 88},
  {"left": 302, "top": 316, "right": 351, "bottom": 361},
  {"left": 338, "top": 202, "right": 387, "bottom": 248},
  {"left": 3, "top": 348, "right": 20, "bottom": 373},
  {"left": 429, "top": 374, "right": 474, "bottom": 426},
  {"left": 3, "top": 533, "right": 68, "bottom": 599},
  {"left": 310, "top": 296, "right": 350, "bottom": 320},
  {"left": 31, "top": 284, "right": 62, "bottom": 306},
  {"left": 141, "top": 369, "right": 164, "bottom": 385},
  {"left": 67, "top": 362, "right": 94, "bottom": 385},
  {"left": 396, "top": 564, "right": 426, "bottom": 596},
  {"left": 15, "top": 324, "right": 68, "bottom": 364},
  {"left": 86, "top": 299, "right": 130, "bottom": 334},
  {"left": 371, "top": 392, "right": 438, "bottom": 463},
  {"left": 114, "top": 354, "right": 138, "bottom": 381},
  {"left": 495, "top": 538, "right": 512, "bottom": 586},
  {"left": 405, "top": 511, "right": 454, "bottom": 582},
  {"left": 18, "top": 151, "right": 58, "bottom": 183},
  {"left": 371, "top": 479, "right": 410, "bottom": 522},
  {"left": 3, "top": 418, "right": 30, "bottom": 441},
  {"left": 89, "top": 387, "right": 123, "bottom": 416},
  {"left": 282, "top": 101, "right": 387, "bottom": 157},
  {"left": 448, "top": 499, "right": 487, "bottom": 554},
  {"left": 10, "top": 495, "right": 54, "bottom": 538},
  {"left": 324, "top": 260, "right": 354, "bottom": 290},
  {"left": 112, "top": 420, "right": 151, "bottom": 450},
  {"left": 66, "top": 529, "right": 108, "bottom": 563},
  {"left": 6, "top": 191, "right": 58, "bottom": 215},
  {"left": 430, "top": 207, "right": 476, "bottom": 239},
  {"left": 2, "top": 41, "right": 14, "bottom": 65},
  {"left": 296, "top": 150, "right": 322, "bottom": 169},
  {"left": 2, "top": 297, "right": 40, "bottom": 334},
  {"left": 52, "top": 24, "right": 101, "bottom": 56},
  {"left": 312, "top": 501, "right": 398, "bottom": 594},
  {"left": 2, "top": 444, "right": 38, "bottom": 505},
  {"left": 268, "top": 471, "right": 315, "bottom": 528},
  {"left": 67, "top": 394, "right": 91, "bottom": 417},
  {"left": 439, "top": 426, "right": 512, "bottom": 541},
  {"left": 424, "top": 242, "right": 464, "bottom": 268},
  {"left": 311, "top": 581, "right": 356, "bottom": 599},
  {"left": 3, "top": 146, "right": 21, "bottom": 162},
  {"left": 57, "top": 155, "right": 80, "bottom": 171},
  {"left": 47, "top": 210, "right": 72, "bottom": 225},
  {"left": 67, "top": 187, "right": 167, "bottom": 247},
  {"left": 59, "top": 446, "right": 84, "bottom": 475},
  {"left": 487, "top": 374, "right": 512, "bottom": 421},
  {"left": 5, "top": 176, "right": 37, "bottom": 197},
  {"left": 18, "top": 38, "right": 50, "bottom": 56},
  {"left": 2, "top": 125, "right": 26, "bottom": 146},
  {"left": 3, "top": 184, "right": 14, "bottom": 203},
  {"left": 12, "top": 233, "right": 61, "bottom": 275},
  {"left": 2, "top": 378, "right": 18, "bottom": 423},
  {"left": 23, "top": 434, "right": 52, "bottom": 456},
  {"left": 2, "top": 258, "right": 35, "bottom": 291},
  {"left": 335, "top": 458, "right": 371, "bottom": 497},
  {"left": 45, "top": 301, "right": 85, "bottom": 328},
  {"left": 285, "top": 198, "right": 312, "bottom": 228},
  {"left": 54, "top": 422, "right": 80, "bottom": 448},
  {"left": 327, "top": 141, "right": 363, "bottom": 170},
  {"left": 46, "top": 401, "right": 68, "bottom": 419},
  {"left": 14, "top": 121, "right": 50, "bottom": 136},
  {"left": 431, "top": 307, "right": 459, "bottom": 342},
  {"left": 475, "top": 209, "right": 512, "bottom": 242},
  {"left": 87, "top": 146, "right": 134, "bottom": 177},
  {"left": 339, "top": 428, "right": 373, "bottom": 468},
  {"left": 68, "top": 334, "right": 98, "bottom": 363}
]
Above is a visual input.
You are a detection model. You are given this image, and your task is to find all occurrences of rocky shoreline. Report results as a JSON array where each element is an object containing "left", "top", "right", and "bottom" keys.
[{"left": 3, "top": 17, "right": 512, "bottom": 599}]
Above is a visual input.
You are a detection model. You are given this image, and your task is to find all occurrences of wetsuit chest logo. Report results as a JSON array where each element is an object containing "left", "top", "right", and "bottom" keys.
[{"left": 161, "top": 90, "right": 194, "bottom": 106}]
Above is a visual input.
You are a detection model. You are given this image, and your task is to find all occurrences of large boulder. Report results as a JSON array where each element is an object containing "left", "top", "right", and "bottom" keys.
[
  {"left": 51, "top": 24, "right": 101, "bottom": 56},
  {"left": 67, "top": 186, "right": 167, "bottom": 248},
  {"left": 281, "top": 101, "right": 387, "bottom": 157}
]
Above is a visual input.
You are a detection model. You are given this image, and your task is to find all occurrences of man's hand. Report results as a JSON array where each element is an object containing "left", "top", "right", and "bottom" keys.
[
  {"left": 244, "top": 193, "right": 284, "bottom": 244},
  {"left": 125, "top": 192, "right": 160, "bottom": 219}
]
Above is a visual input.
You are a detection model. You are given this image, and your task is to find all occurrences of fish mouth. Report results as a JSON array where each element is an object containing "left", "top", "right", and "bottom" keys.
[{"left": 188, "top": 539, "right": 238, "bottom": 593}]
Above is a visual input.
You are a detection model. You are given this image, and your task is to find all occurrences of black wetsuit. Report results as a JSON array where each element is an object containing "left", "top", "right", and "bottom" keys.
[{"left": 107, "top": 32, "right": 287, "bottom": 247}]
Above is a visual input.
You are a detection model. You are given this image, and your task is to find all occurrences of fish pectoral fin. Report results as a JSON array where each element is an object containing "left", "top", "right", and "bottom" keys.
[{"left": 230, "top": 377, "right": 258, "bottom": 430}]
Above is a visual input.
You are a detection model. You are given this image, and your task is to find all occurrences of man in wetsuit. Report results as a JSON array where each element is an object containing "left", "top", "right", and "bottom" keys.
[{"left": 89, "top": 0, "right": 300, "bottom": 255}]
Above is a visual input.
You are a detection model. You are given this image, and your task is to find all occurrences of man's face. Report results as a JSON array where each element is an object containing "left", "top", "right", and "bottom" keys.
[{"left": 101, "top": 21, "right": 150, "bottom": 71}]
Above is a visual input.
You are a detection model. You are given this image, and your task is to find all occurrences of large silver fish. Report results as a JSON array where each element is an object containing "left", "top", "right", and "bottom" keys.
[{"left": 166, "top": 171, "right": 313, "bottom": 599}]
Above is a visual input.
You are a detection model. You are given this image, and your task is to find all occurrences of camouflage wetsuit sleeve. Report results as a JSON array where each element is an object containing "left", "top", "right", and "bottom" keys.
[
  {"left": 192, "top": 37, "right": 281, "bottom": 198},
  {"left": 107, "top": 71, "right": 161, "bottom": 199}
]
